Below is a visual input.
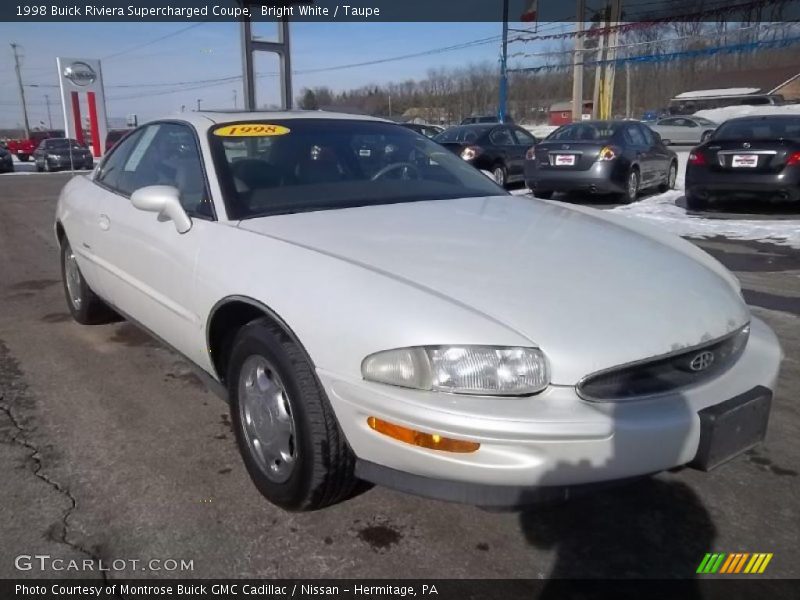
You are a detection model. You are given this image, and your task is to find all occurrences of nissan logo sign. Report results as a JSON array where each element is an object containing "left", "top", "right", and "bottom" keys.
[
  {"left": 689, "top": 351, "right": 715, "bottom": 372},
  {"left": 63, "top": 62, "right": 96, "bottom": 87}
]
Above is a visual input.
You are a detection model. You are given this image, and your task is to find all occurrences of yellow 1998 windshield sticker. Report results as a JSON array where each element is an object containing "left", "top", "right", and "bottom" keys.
[{"left": 213, "top": 124, "right": 290, "bottom": 137}]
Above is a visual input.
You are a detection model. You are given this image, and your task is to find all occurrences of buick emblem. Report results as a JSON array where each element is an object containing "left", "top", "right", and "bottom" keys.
[
  {"left": 743, "top": 142, "right": 751, "bottom": 149},
  {"left": 689, "top": 351, "right": 715, "bottom": 372},
  {"left": 63, "top": 61, "right": 96, "bottom": 87}
]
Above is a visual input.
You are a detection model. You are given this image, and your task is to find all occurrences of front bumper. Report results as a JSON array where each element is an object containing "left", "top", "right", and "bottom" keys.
[
  {"left": 319, "top": 316, "right": 781, "bottom": 506},
  {"left": 525, "top": 160, "right": 625, "bottom": 194}
]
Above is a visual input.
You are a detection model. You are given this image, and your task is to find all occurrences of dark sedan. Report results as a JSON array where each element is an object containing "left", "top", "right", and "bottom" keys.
[
  {"left": 0, "top": 143, "right": 13, "bottom": 173},
  {"left": 525, "top": 120, "right": 678, "bottom": 203},
  {"left": 33, "top": 138, "right": 94, "bottom": 172},
  {"left": 434, "top": 123, "right": 537, "bottom": 186},
  {"left": 685, "top": 115, "right": 800, "bottom": 210}
]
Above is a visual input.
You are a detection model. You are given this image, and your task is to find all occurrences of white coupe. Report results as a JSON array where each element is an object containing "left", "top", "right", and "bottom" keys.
[{"left": 55, "top": 111, "right": 782, "bottom": 510}]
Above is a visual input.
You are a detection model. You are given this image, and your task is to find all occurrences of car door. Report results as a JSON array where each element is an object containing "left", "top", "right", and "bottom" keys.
[
  {"left": 640, "top": 124, "right": 672, "bottom": 181},
  {"left": 623, "top": 124, "right": 653, "bottom": 184},
  {"left": 488, "top": 126, "right": 522, "bottom": 179},
  {"left": 512, "top": 126, "right": 538, "bottom": 174},
  {"left": 654, "top": 118, "right": 679, "bottom": 144},
  {"left": 89, "top": 121, "right": 214, "bottom": 365}
]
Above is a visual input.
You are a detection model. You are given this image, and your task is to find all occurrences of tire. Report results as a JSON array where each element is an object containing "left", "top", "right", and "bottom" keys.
[
  {"left": 685, "top": 190, "right": 708, "bottom": 211},
  {"left": 35, "top": 161, "right": 43, "bottom": 173},
  {"left": 534, "top": 190, "right": 553, "bottom": 199},
  {"left": 658, "top": 161, "right": 678, "bottom": 193},
  {"left": 620, "top": 168, "right": 640, "bottom": 204},
  {"left": 44, "top": 160, "right": 52, "bottom": 173},
  {"left": 17, "top": 154, "right": 29, "bottom": 162},
  {"left": 492, "top": 163, "right": 508, "bottom": 187},
  {"left": 60, "top": 239, "right": 116, "bottom": 325},
  {"left": 227, "top": 318, "right": 358, "bottom": 511}
]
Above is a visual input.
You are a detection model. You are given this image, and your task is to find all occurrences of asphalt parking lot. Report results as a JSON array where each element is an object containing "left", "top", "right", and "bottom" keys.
[{"left": 0, "top": 173, "right": 798, "bottom": 582}]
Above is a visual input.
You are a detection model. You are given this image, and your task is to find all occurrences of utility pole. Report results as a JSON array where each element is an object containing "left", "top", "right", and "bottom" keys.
[
  {"left": 572, "top": 0, "right": 586, "bottom": 122},
  {"left": 625, "top": 63, "right": 631, "bottom": 118},
  {"left": 233, "top": 89, "right": 237, "bottom": 109},
  {"left": 10, "top": 43, "right": 31, "bottom": 139},
  {"left": 498, "top": 0, "right": 509, "bottom": 122},
  {"left": 601, "top": 0, "right": 623, "bottom": 119},
  {"left": 196, "top": 98, "right": 202, "bottom": 111},
  {"left": 44, "top": 93, "right": 53, "bottom": 129},
  {"left": 592, "top": 1, "right": 609, "bottom": 119}
]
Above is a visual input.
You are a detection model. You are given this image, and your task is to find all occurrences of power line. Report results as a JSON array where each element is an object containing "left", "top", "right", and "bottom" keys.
[{"left": 101, "top": 22, "right": 205, "bottom": 61}]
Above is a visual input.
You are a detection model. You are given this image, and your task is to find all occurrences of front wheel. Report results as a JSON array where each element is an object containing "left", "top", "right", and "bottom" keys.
[
  {"left": 658, "top": 161, "right": 678, "bottom": 193},
  {"left": 228, "top": 318, "right": 359, "bottom": 511},
  {"left": 60, "top": 240, "right": 116, "bottom": 325}
]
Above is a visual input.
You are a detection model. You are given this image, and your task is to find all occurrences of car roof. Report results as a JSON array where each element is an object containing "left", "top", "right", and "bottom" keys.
[
  {"left": 722, "top": 114, "right": 800, "bottom": 122},
  {"left": 166, "top": 109, "right": 393, "bottom": 129}
]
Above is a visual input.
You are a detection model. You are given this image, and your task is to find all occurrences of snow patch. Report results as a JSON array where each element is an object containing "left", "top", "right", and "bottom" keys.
[
  {"left": 675, "top": 88, "right": 761, "bottom": 99},
  {"left": 694, "top": 103, "right": 800, "bottom": 124}
]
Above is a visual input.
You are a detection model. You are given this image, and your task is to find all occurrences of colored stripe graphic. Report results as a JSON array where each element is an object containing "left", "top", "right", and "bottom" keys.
[
  {"left": 87, "top": 91, "right": 101, "bottom": 157},
  {"left": 720, "top": 554, "right": 736, "bottom": 574},
  {"left": 699, "top": 553, "right": 773, "bottom": 574},
  {"left": 70, "top": 92, "right": 84, "bottom": 145}
]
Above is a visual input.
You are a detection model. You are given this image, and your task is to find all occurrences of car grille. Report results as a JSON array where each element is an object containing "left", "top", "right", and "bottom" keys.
[{"left": 577, "top": 324, "right": 750, "bottom": 402}]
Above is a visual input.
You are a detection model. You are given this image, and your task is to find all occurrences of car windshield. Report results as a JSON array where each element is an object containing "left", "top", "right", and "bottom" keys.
[
  {"left": 547, "top": 123, "right": 619, "bottom": 142},
  {"left": 209, "top": 119, "right": 504, "bottom": 220},
  {"left": 713, "top": 117, "right": 800, "bottom": 141},
  {"left": 434, "top": 126, "right": 492, "bottom": 143},
  {"left": 31, "top": 130, "right": 65, "bottom": 142},
  {"left": 48, "top": 139, "right": 86, "bottom": 150}
]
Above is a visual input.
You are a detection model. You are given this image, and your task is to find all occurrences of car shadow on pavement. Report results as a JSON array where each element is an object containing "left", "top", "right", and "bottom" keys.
[{"left": 517, "top": 394, "right": 716, "bottom": 597}]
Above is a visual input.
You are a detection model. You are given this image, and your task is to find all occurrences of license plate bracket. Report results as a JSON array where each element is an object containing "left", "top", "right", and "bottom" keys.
[
  {"left": 690, "top": 386, "right": 772, "bottom": 471},
  {"left": 554, "top": 154, "right": 576, "bottom": 166}
]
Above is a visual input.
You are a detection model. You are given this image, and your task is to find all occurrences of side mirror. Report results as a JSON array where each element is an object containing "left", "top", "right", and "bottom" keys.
[
  {"left": 660, "top": 136, "right": 672, "bottom": 145},
  {"left": 701, "top": 130, "right": 714, "bottom": 143},
  {"left": 130, "top": 185, "right": 192, "bottom": 234}
]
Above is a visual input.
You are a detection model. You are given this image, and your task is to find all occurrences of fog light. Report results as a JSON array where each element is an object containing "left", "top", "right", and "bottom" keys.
[{"left": 366, "top": 417, "right": 479, "bottom": 453}]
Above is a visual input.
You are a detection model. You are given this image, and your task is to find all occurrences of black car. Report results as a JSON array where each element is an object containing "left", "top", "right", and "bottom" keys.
[
  {"left": 33, "top": 138, "right": 94, "bottom": 172},
  {"left": 685, "top": 115, "right": 800, "bottom": 210},
  {"left": 0, "top": 143, "right": 13, "bottom": 173},
  {"left": 399, "top": 122, "right": 444, "bottom": 139},
  {"left": 433, "top": 123, "right": 537, "bottom": 186},
  {"left": 525, "top": 120, "right": 678, "bottom": 203}
]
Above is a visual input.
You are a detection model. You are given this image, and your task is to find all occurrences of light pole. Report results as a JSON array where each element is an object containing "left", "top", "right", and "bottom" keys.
[
  {"left": 196, "top": 98, "right": 202, "bottom": 111},
  {"left": 233, "top": 89, "right": 238, "bottom": 109},
  {"left": 10, "top": 42, "right": 31, "bottom": 138},
  {"left": 44, "top": 93, "right": 53, "bottom": 129}
]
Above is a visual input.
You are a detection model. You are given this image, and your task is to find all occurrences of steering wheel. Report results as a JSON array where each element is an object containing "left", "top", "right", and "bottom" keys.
[{"left": 371, "top": 162, "right": 421, "bottom": 181}]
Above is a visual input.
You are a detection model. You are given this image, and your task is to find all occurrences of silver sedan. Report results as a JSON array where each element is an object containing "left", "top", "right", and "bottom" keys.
[{"left": 649, "top": 116, "right": 718, "bottom": 145}]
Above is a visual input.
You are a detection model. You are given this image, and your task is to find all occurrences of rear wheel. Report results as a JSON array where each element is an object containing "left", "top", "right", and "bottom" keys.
[
  {"left": 685, "top": 190, "right": 708, "bottom": 211},
  {"left": 658, "top": 161, "right": 678, "bottom": 193},
  {"left": 492, "top": 163, "right": 508, "bottom": 187},
  {"left": 228, "top": 318, "right": 359, "bottom": 511},
  {"left": 17, "top": 154, "right": 29, "bottom": 162},
  {"left": 620, "top": 168, "right": 640, "bottom": 204},
  {"left": 60, "top": 239, "right": 116, "bottom": 325}
]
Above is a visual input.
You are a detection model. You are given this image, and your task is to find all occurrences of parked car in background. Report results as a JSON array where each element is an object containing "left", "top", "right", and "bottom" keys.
[
  {"left": 685, "top": 114, "right": 800, "bottom": 210},
  {"left": 55, "top": 110, "right": 781, "bottom": 511},
  {"left": 6, "top": 129, "right": 64, "bottom": 162},
  {"left": 525, "top": 120, "right": 678, "bottom": 203},
  {"left": 33, "top": 138, "right": 94, "bottom": 172},
  {"left": 0, "top": 143, "right": 14, "bottom": 173},
  {"left": 434, "top": 123, "right": 537, "bottom": 186},
  {"left": 650, "top": 116, "right": 718, "bottom": 145},
  {"left": 105, "top": 128, "right": 133, "bottom": 152},
  {"left": 399, "top": 122, "right": 444, "bottom": 138},
  {"left": 460, "top": 115, "right": 514, "bottom": 125}
]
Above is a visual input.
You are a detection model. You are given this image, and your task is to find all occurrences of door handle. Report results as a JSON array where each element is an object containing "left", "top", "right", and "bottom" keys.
[{"left": 98, "top": 214, "right": 110, "bottom": 231}]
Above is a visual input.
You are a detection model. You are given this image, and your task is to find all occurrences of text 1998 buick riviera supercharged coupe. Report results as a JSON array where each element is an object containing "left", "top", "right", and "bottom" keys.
[{"left": 55, "top": 111, "right": 783, "bottom": 510}]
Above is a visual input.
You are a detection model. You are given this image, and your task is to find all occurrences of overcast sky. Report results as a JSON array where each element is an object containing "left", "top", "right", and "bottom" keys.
[{"left": 0, "top": 21, "right": 565, "bottom": 129}]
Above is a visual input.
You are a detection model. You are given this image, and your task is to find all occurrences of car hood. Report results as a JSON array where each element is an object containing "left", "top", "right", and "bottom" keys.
[{"left": 238, "top": 196, "right": 749, "bottom": 384}]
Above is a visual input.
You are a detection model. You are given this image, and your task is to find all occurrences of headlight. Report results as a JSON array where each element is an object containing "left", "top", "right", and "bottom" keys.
[
  {"left": 361, "top": 346, "right": 549, "bottom": 396},
  {"left": 48, "top": 154, "right": 60, "bottom": 160}
]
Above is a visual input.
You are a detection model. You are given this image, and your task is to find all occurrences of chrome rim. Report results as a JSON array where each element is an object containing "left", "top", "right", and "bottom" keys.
[
  {"left": 493, "top": 167, "right": 505, "bottom": 185},
  {"left": 628, "top": 172, "right": 638, "bottom": 198},
  {"left": 64, "top": 247, "right": 83, "bottom": 310},
  {"left": 238, "top": 355, "right": 296, "bottom": 483},
  {"left": 668, "top": 164, "right": 677, "bottom": 189}
]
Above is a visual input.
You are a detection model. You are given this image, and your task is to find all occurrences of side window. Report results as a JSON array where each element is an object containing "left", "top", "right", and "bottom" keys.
[
  {"left": 685, "top": 119, "right": 699, "bottom": 128},
  {"left": 512, "top": 127, "right": 537, "bottom": 146},
  {"left": 489, "top": 127, "right": 515, "bottom": 145},
  {"left": 640, "top": 125, "right": 656, "bottom": 146},
  {"left": 95, "top": 129, "right": 143, "bottom": 192},
  {"left": 658, "top": 118, "right": 675, "bottom": 126},
  {"left": 624, "top": 125, "right": 646, "bottom": 146},
  {"left": 115, "top": 123, "right": 212, "bottom": 219}
]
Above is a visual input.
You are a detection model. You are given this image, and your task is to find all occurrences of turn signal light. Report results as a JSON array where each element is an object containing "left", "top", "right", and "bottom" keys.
[
  {"left": 525, "top": 146, "right": 537, "bottom": 160},
  {"left": 597, "top": 146, "right": 617, "bottom": 161},
  {"left": 688, "top": 151, "right": 707, "bottom": 165},
  {"left": 367, "top": 417, "right": 480, "bottom": 453},
  {"left": 787, "top": 151, "right": 800, "bottom": 166},
  {"left": 460, "top": 146, "right": 482, "bottom": 161}
]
